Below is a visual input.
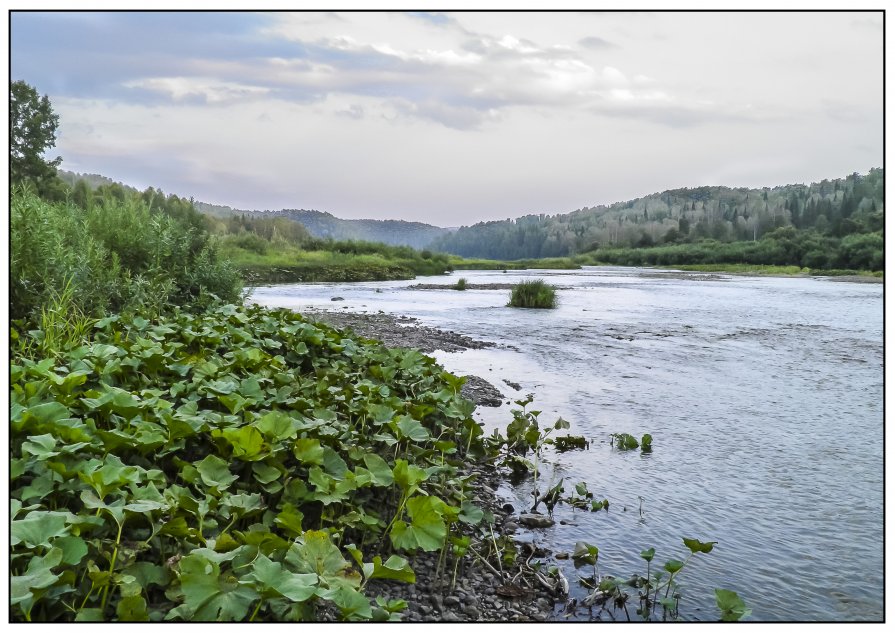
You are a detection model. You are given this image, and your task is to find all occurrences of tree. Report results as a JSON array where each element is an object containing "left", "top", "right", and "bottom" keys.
[{"left": 10, "top": 80, "right": 61, "bottom": 186}]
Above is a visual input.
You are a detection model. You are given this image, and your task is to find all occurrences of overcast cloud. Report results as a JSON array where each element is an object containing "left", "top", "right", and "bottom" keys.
[{"left": 10, "top": 11, "right": 883, "bottom": 225}]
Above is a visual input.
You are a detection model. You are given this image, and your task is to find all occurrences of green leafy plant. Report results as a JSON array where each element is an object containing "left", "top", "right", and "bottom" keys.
[
  {"left": 453, "top": 278, "right": 468, "bottom": 290},
  {"left": 715, "top": 588, "right": 751, "bottom": 621},
  {"left": 10, "top": 302, "right": 493, "bottom": 622}
]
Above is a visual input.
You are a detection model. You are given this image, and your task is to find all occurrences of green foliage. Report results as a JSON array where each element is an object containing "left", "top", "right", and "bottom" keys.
[
  {"left": 610, "top": 433, "right": 639, "bottom": 450},
  {"left": 454, "top": 278, "right": 468, "bottom": 290},
  {"left": 715, "top": 589, "right": 752, "bottom": 621},
  {"left": 10, "top": 302, "right": 490, "bottom": 621},
  {"left": 10, "top": 80, "right": 61, "bottom": 188},
  {"left": 10, "top": 189, "right": 242, "bottom": 325},
  {"left": 507, "top": 280, "right": 558, "bottom": 309}
]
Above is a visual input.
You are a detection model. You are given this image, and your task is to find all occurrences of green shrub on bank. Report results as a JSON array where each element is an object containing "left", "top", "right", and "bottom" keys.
[
  {"left": 507, "top": 280, "right": 557, "bottom": 309},
  {"left": 10, "top": 189, "right": 241, "bottom": 323}
]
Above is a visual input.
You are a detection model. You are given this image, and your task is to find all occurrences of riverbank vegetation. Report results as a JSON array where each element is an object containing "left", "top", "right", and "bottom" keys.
[{"left": 572, "top": 225, "right": 883, "bottom": 273}]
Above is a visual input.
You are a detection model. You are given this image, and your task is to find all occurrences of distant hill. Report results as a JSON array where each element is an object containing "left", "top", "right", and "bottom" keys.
[
  {"left": 429, "top": 169, "right": 884, "bottom": 259},
  {"left": 58, "top": 171, "right": 453, "bottom": 249},
  {"left": 261, "top": 209, "right": 451, "bottom": 250}
]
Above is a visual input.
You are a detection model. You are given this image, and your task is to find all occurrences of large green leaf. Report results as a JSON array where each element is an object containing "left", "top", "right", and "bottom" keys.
[
  {"left": 683, "top": 537, "right": 717, "bottom": 554},
  {"left": 715, "top": 588, "right": 752, "bottom": 621},
  {"left": 243, "top": 553, "right": 318, "bottom": 602},
  {"left": 367, "top": 555, "right": 416, "bottom": 584},
  {"left": 257, "top": 411, "right": 298, "bottom": 441},
  {"left": 318, "top": 584, "right": 372, "bottom": 621},
  {"left": 214, "top": 426, "right": 266, "bottom": 461},
  {"left": 195, "top": 455, "right": 238, "bottom": 491},
  {"left": 11, "top": 511, "right": 68, "bottom": 548},
  {"left": 285, "top": 530, "right": 360, "bottom": 589},
  {"left": 293, "top": 438, "right": 325, "bottom": 465},
  {"left": 177, "top": 550, "right": 259, "bottom": 621},
  {"left": 362, "top": 454, "right": 394, "bottom": 487},
  {"left": 11, "top": 546, "right": 63, "bottom": 606},
  {"left": 390, "top": 495, "right": 447, "bottom": 552},
  {"left": 392, "top": 459, "right": 428, "bottom": 494},
  {"left": 394, "top": 416, "right": 430, "bottom": 443}
]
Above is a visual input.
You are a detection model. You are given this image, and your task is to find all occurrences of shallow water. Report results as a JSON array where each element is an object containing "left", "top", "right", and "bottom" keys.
[{"left": 250, "top": 267, "right": 883, "bottom": 621}]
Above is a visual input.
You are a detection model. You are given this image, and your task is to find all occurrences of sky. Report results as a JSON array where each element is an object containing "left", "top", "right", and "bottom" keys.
[{"left": 9, "top": 10, "right": 884, "bottom": 226}]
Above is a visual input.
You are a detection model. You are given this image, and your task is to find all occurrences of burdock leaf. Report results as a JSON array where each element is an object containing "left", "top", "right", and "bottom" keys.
[
  {"left": 11, "top": 547, "right": 64, "bottom": 605},
  {"left": 244, "top": 553, "right": 318, "bottom": 602},
  {"left": 195, "top": 455, "right": 238, "bottom": 490},
  {"left": 11, "top": 512, "right": 68, "bottom": 548},
  {"left": 362, "top": 453, "right": 394, "bottom": 487},
  {"left": 389, "top": 496, "right": 447, "bottom": 552}
]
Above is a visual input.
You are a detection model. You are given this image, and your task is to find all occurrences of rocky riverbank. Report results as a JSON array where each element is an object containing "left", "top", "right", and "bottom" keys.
[
  {"left": 304, "top": 308, "right": 561, "bottom": 622},
  {"left": 305, "top": 309, "right": 508, "bottom": 407}
]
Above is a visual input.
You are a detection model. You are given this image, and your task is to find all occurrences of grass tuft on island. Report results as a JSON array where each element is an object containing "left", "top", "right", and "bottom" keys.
[{"left": 508, "top": 279, "right": 558, "bottom": 309}]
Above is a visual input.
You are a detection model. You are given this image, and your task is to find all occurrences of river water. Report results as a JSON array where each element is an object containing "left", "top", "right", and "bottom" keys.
[{"left": 250, "top": 267, "right": 884, "bottom": 622}]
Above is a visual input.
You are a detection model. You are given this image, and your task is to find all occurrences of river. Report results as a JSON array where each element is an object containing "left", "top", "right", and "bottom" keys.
[{"left": 250, "top": 266, "right": 883, "bottom": 622}]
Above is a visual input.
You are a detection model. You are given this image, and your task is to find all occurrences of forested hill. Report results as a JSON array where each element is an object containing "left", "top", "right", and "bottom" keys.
[
  {"left": 261, "top": 209, "right": 451, "bottom": 250},
  {"left": 429, "top": 169, "right": 884, "bottom": 260}
]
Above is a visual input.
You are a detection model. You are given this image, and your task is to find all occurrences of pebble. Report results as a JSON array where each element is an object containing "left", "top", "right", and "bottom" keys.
[
  {"left": 463, "top": 605, "right": 480, "bottom": 619},
  {"left": 442, "top": 612, "right": 462, "bottom": 622},
  {"left": 444, "top": 596, "right": 461, "bottom": 608}
]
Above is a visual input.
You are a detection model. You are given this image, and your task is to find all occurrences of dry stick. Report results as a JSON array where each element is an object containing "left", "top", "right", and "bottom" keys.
[{"left": 469, "top": 548, "right": 502, "bottom": 577}]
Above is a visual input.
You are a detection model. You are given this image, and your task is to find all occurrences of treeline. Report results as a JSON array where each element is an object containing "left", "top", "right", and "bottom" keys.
[
  {"left": 430, "top": 169, "right": 884, "bottom": 270},
  {"left": 577, "top": 226, "right": 883, "bottom": 272}
]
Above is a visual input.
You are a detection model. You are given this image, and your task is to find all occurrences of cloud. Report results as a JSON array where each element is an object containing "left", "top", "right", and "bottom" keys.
[
  {"left": 124, "top": 77, "right": 270, "bottom": 104},
  {"left": 578, "top": 35, "right": 618, "bottom": 50}
]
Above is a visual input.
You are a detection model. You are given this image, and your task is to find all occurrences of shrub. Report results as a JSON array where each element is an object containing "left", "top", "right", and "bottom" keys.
[
  {"left": 454, "top": 277, "right": 468, "bottom": 290},
  {"left": 507, "top": 279, "right": 557, "bottom": 309}
]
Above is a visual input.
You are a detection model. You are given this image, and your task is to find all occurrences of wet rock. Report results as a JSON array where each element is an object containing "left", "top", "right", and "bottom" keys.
[
  {"left": 555, "top": 552, "right": 569, "bottom": 560},
  {"left": 461, "top": 376, "right": 503, "bottom": 407},
  {"left": 503, "top": 521, "right": 519, "bottom": 532},
  {"left": 502, "top": 503, "right": 515, "bottom": 513},
  {"left": 330, "top": 297, "right": 344, "bottom": 301},
  {"left": 503, "top": 379, "right": 522, "bottom": 390},
  {"left": 519, "top": 513, "right": 555, "bottom": 528}
]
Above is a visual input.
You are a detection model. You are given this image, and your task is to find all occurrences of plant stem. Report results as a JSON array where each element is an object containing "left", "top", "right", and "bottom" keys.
[
  {"left": 249, "top": 599, "right": 264, "bottom": 621},
  {"left": 99, "top": 519, "right": 125, "bottom": 613}
]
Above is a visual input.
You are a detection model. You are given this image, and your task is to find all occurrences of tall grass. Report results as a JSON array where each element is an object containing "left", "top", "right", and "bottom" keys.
[
  {"left": 10, "top": 189, "right": 241, "bottom": 324},
  {"left": 507, "top": 279, "right": 558, "bottom": 309}
]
